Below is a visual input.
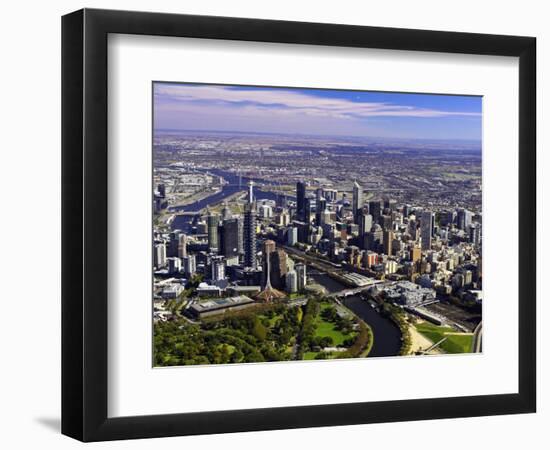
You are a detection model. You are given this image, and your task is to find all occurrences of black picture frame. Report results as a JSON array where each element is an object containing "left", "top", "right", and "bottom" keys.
[{"left": 62, "top": 8, "right": 536, "bottom": 442}]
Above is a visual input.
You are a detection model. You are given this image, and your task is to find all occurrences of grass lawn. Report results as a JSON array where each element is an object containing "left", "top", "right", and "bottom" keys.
[
  {"left": 415, "top": 322, "right": 473, "bottom": 354},
  {"left": 303, "top": 352, "right": 318, "bottom": 360},
  {"left": 313, "top": 302, "right": 355, "bottom": 346}
]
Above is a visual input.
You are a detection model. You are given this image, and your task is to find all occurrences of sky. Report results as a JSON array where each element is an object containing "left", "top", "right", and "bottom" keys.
[{"left": 153, "top": 82, "right": 482, "bottom": 141}]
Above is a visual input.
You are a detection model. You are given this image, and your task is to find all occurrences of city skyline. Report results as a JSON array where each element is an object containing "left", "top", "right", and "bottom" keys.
[{"left": 154, "top": 82, "right": 482, "bottom": 141}]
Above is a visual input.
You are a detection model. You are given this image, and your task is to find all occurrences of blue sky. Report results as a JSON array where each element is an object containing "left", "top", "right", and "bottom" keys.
[{"left": 153, "top": 82, "right": 482, "bottom": 141}]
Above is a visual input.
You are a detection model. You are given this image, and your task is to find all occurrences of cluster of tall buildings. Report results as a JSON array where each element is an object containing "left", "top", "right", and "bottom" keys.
[{"left": 153, "top": 176, "right": 481, "bottom": 306}]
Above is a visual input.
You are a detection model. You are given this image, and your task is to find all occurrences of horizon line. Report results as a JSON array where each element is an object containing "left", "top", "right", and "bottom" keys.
[{"left": 154, "top": 127, "right": 482, "bottom": 145}]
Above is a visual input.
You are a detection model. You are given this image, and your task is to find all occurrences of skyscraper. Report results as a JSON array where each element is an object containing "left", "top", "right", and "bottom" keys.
[
  {"left": 210, "top": 255, "right": 226, "bottom": 281},
  {"left": 183, "top": 254, "right": 196, "bottom": 276},
  {"left": 421, "top": 210, "right": 433, "bottom": 251},
  {"left": 296, "top": 181, "right": 306, "bottom": 221},
  {"left": 243, "top": 202, "right": 257, "bottom": 269},
  {"left": 457, "top": 208, "right": 472, "bottom": 230},
  {"left": 352, "top": 181, "right": 363, "bottom": 224},
  {"left": 295, "top": 263, "right": 307, "bottom": 291},
  {"left": 220, "top": 219, "right": 240, "bottom": 258},
  {"left": 153, "top": 242, "right": 166, "bottom": 269},
  {"left": 383, "top": 230, "right": 394, "bottom": 256},
  {"left": 358, "top": 212, "right": 373, "bottom": 236},
  {"left": 369, "top": 200, "right": 382, "bottom": 223},
  {"left": 177, "top": 233, "right": 187, "bottom": 259},
  {"left": 207, "top": 212, "right": 220, "bottom": 252}
]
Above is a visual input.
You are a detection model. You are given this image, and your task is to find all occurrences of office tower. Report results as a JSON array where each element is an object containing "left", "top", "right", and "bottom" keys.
[
  {"left": 210, "top": 256, "right": 226, "bottom": 281},
  {"left": 259, "top": 204, "right": 273, "bottom": 218},
  {"left": 269, "top": 249, "right": 288, "bottom": 290},
  {"left": 295, "top": 263, "right": 307, "bottom": 291},
  {"left": 237, "top": 217, "right": 244, "bottom": 255},
  {"left": 167, "top": 231, "right": 181, "bottom": 257},
  {"left": 207, "top": 212, "right": 220, "bottom": 252},
  {"left": 296, "top": 181, "right": 306, "bottom": 221},
  {"left": 285, "top": 270, "right": 298, "bottom": 293},
  {"left": 469, "top": 223, "right": 481, "bottom": 247},
  {"left": 383, "top": 230, "right": 394, "bottom": 255},
  {"left": 358, "top": 212, "right": 373, "bottom": 236},
  {"left": 243, "top": 202, "right": 257, "bottom": 269},
  {"left": 440, "top": 210, "right": 456, "bottom": 227},
  {"left": 177, "top": 233, "right": 187, "bottom": 259},
  {"left": 402, "top": 204, "right": 411, "bottom": 218},
  {"left": 304, "top": 196, "right": 316, "bottom": 223},
  {"left": 153, "top": 242, "right": 166, "bottom": 269},
  {"left": 287, "top": 226, "right": 298, "bottom": 246},
  {"left": 157, "top": 183, "right": 166, "bottom": 198},
  {"left": 220, "top": 218, "right": 240, "bottom": 258},
  {"left": 183, "top": 254, "right": 196, "bottom": 276},
  {"left": 352, "top": 181, "right": 363, "bottom": 224},
  {"left": 167, "top": 256, "right": 181, "bottom": 275},
  {"left": 421, "top": 211, "right": 433, "bottom": 251},
  {"left": 221, "top": 201, "right": 232, "bottom": 221},
  {"left": 316, "top": 197, "right": 327, "bottom": 225},
  {"left": 368, "top": 200, "right": 382, "bottom": 223},
  {"left": 315, "top": 188, "right": 323, "bottom": 201},
  {"left": 457, "top": 208, "right": 472, "bottom": 230}
]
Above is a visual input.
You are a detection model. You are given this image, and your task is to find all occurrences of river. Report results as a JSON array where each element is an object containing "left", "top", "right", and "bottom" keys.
[
  {"left": 308, "top": 272, "right": 402, "bottom": 357},
  {"left": 170, "top": 168, "right": 292, "bottom": 233}
]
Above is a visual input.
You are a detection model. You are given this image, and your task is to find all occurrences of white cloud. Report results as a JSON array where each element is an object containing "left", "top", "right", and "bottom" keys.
[{"left": 154, "top": 83, "right": 480, "bottom": 120}]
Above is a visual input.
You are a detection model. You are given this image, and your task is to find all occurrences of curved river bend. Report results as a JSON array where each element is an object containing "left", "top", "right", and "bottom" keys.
[{"left": 309, "top": 273, "right": 402, "bottom": 357}]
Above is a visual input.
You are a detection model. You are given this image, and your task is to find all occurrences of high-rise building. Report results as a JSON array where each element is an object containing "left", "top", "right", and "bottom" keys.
[
  {"left": 358, "top": 212, "right": 373, "bottom": 236},
  {"left": 269, "top": 249, "right": 288, "bottom": 290},
  {"left": 287, "top": 226, "right": 298, "bottom": 246},
  {"left": 421, "top": 211, "right": 433, "bottom": 251},
  {"left": 295, "top": 263, "right": 307, "bottom": 291},
  {"left": 183, "top": 254, "right": 196, "bottom": 276},
  {"left": 177, "top": 233, "right": 187, "bottom": 259},
  {"left": 469, "top": 223, "right": 481, "bottom": 247},
  {"left": 157, "top": 183, "right": 166, "bottom": 198},
  {"left": 457, "top": 208, "right": 472, "bottom": 230},
  {"left": 220, "top": 219, "right": 240, "bottom": 258},
  {"left": 167, "top": 231, "right": 180, "bottom": 257},
  {"left": 383, "top": 230, "right": 394, "bottom": 255},
  {"left": 368, "top": 200, "right": 382, "bottom": 223},
  {"left": 210, "top": 255, "right": 226, "bottom": 281},
  {"left": 167, "top": 256, "right": 181, "bottom": 275},
  {"left": 316, "top": 197, "right": 327, "bottom": 225},
  {"left": 304, "top": 196, "right": 316, "bottom": 223},
  {"left": 207, "top": 212, "right": 220, "bottom": 252},
  {"left": 221, "top": 201, "right": 232, "bottom": 221},
  {"left": 243, "top": 202, "right": 257, "bottom": 269},
  {"left": 285, "top": 270, "right": 298, "bottom": 293},
  {"left": 153, "top": 242, "right": 166, "bottom": 269},
  {"left": 352, "top": 181, "right": 363, "bottom": 224},
  {"left": 296, "top": 181, "right": 306, "bottom": 221}
]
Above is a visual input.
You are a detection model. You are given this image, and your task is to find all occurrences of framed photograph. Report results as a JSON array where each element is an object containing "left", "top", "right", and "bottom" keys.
[{"left": 62, "top": 8, "right": 536, "bottom": 442}]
